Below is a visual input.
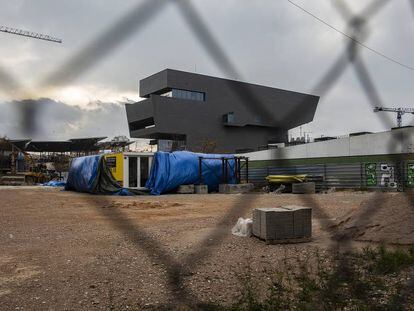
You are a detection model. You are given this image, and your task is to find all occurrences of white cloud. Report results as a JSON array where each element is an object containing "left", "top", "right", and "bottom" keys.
[{"left": 44, "top": 85, "right": 139, "bottom": 109}]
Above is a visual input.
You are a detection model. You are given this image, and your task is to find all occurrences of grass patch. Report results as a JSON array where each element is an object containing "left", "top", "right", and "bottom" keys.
[
  {"left": 362, "top": 245, "right": 414, "bottom": 275},
  {"left": 207, "top": 246, "right": 414, "bottom": 310}
]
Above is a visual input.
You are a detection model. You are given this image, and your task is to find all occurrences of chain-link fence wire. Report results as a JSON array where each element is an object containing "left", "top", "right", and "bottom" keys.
[
  {"left": 291, "top": 0, "right": 414, "bottom": 302},
  {"left": 1, "top": 0, "right": 414, "bottom": 307}
]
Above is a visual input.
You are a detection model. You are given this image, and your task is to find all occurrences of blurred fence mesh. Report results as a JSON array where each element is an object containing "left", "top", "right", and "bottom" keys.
[{"left": 1, "top": 0, "right": 413, "bottom": 307}]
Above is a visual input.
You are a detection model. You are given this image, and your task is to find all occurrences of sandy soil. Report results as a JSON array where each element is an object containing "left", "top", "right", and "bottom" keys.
[{"left": 0, "top": 187, "right": 413, "bottom": 309}]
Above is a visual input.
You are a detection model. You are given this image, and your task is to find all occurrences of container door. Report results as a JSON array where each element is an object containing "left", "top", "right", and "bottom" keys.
[
  {"left": 139, "top": 157, "right": 150, "bottom": 188},
  {"left": 128, "top": 156, "right": 138, "bottom": 188},
  {"left": 123, "top": 155, "right": 153, "bottom": 189}
]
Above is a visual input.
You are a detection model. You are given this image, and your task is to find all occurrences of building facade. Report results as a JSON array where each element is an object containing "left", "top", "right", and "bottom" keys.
[
  {"left": 125, "top": 69, "right": 319, "bottom": 153},
  {"left": 241, "top": 127, "right": 414, "bottom": 191}
]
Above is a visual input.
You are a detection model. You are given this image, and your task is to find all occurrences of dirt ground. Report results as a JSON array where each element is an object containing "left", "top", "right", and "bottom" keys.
[{"left": 0, "top": 187, "right": 413, "bottom": 310}]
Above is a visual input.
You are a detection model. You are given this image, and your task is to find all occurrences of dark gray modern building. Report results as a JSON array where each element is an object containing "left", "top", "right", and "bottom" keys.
[{"left": 125, "top": 69, "right": 319, "bottom": 153}]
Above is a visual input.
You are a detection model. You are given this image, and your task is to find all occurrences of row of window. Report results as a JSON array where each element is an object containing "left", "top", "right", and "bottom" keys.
[
  {"left": 161, "top": 88, "right": 205, "bottom": 102},
  {"left": 223, "top": 112, "right": 263, "bottom": 125}
]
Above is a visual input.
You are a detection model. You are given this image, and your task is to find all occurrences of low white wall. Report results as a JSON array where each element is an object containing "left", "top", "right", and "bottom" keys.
[{"left": 241, "top": 127, "right": 414, "bottom": 161}]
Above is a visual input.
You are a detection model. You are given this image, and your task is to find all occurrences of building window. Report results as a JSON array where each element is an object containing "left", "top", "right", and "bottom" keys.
[
  {"left": 255, "top": 116, "right": 263, "bottom": 124},
  {"left": 160, "top": 88, "right": 205, "bottom": 101},
  {"left": 223, "top": 112, "right": 235, "bottom": 124},
  {"left": 129, "top": 117, "right": 155, "bottom": 131},
  {"left": 161, "top": 90, "right": 173, "bottom": 97}
]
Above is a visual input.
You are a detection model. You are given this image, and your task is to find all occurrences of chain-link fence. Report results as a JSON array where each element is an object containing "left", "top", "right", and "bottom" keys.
[{"left": 1, "top": 0, "right": 413, "bottom": 308}]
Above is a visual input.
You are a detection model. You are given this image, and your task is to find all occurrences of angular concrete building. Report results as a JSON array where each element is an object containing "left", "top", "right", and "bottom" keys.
[{"left": 125, "top": 69, "right": 319, "bottom": 153}]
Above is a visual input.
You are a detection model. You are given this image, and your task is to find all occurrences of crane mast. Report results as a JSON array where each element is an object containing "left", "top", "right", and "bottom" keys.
[
  {"left": 0, "top": 25, "right": 62, "bottom": 43},
  {"left": 373, "top": 107, "right": 414, "bottom": 128}
]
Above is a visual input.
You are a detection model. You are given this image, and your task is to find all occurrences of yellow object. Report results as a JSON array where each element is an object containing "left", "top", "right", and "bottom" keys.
[
  {"left": 104, "top": 153, "right": 124, "bottom": 186},
  {"left": 266, "top": 174, "right": 307, "bottom": 183},
  {"left": 103, "top": 152, "right": 154, "bottom": 189},
  {"left": 25, "top": 172, "right": 47, "bottom": 184}
]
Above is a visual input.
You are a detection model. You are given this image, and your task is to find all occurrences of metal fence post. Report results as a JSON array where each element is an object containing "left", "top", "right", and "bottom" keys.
[{"left": 198, "top": 156, "right": 203, "bottom": 185}]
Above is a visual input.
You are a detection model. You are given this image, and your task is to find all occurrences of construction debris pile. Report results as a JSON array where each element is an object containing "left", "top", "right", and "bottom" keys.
[{"left": 0, "top": 136, "right": 134, "bottom": 186}]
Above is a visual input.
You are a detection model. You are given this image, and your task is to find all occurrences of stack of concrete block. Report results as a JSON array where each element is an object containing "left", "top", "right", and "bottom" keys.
[
  {"left": 288, "top": 206, "right": 312, "bottom": 238},
  {"left": 0, "top": 175, "right": 25, "bottom": 186},
  {"left": 252, "top": 206, "right": 312, "bottom": 244},
  {"left": 177, "top": 184, "right": 195, "bottom": 194},
  {"left": 292, "top": 182, "right": 316, "bottom": 194},
  {"left": 195, "top": 185, "right": 208, "bottom": 194},
  {"left": 219, "top": 183, "right": 254, "bottom": 194}
]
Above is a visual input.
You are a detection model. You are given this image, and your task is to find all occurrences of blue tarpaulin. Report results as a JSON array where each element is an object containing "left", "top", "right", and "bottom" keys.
[
  {"left": 146, "top": 151, "right": 236, "bottom": 195},
  {"left": 65, "top": 155, "right": 132, "bottom": 195},
  {"left": 43, "top": 180, "right": 66, "bottom": 187},
  {"left": 66, "top": 155, "right": 98, "bottom": 192}
]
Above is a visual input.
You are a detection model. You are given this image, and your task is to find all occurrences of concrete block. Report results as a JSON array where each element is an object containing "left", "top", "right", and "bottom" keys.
[
  {"left": 253, "top": 207, "right": 293, "bottom": 240},
  {"left": 219, "top": 183, "right": 254, "bottom": 194},
  {"left": 177, "top": 184, "right": 195, "bottom": 194},
  {"left": 252, "top": 206, "right": 312, "bottom": 243},
  {"left": 0, "top": 175, "right": 26, "bottom": 186},
  {"left": 283, "top": 205, "right": 312, "bottom": 238},
  {"left": 292, "top": 182, "right": 316, "bottom": 194},
  {"left": 219, "top": 184, "right": 227, "bottom": 193},
  {"left": 195, "top": 185, "right": 208, "bottom": 194},
  {"left": 252, "top": 208, "right": 261, "bottom": 237}
]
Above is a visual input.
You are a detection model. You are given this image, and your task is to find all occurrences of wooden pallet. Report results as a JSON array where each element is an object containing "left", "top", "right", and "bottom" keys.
[{"left": 260, "top": 236, "right": 312, "bottom": 245}]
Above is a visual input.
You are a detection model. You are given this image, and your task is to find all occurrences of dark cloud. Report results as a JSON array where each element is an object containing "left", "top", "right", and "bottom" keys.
[
  {"left": 0, "top": 98, "right": 129, "bottom": 140},
  {"left": 0, "top": 0, "right": 412, "bottom": 140}
]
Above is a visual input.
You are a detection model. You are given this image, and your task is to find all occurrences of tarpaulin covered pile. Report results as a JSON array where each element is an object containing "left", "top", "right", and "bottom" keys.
[
  {"left": 146, "top": 151, "right": 236, "bottom": 195},
  {"left": 65, "top": 155, "right": 132, "bottom": 195},
  {"left": 43, "top": 180, "right": 66, "bottom": 187}
]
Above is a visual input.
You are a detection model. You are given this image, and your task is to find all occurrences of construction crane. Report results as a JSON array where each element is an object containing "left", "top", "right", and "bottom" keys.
[
  {"left": 0, "top": 25, "right": 62, "bottom": 43},
  {"left": 373, "top": 107, "right": 414, "bottom": 128}
]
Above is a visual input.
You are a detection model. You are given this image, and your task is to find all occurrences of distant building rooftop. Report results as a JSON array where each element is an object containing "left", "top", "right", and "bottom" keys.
[{"left": 3, "top": 137, "right": 133, "bottom": 153}]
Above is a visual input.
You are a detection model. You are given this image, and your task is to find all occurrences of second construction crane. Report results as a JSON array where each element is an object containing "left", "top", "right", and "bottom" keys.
[
  {"left": 0, "top": 25, "right": 62, "bottom": 43},
  {"left": 374, "top": 107, "right": 414, "bottom": 128}
]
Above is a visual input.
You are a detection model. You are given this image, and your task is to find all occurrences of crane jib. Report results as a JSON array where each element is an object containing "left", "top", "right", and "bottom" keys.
[
  {"left": 373, "top": 107, "right": 414, "bottom": 128},
  {"left": 0, "top": 25, "right": 62, "bottom": 43}
]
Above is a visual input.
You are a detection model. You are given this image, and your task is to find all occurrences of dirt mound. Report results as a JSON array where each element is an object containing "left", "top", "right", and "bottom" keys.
[{"left": 332, "top": 193, "right": 414, "bottom": 245}]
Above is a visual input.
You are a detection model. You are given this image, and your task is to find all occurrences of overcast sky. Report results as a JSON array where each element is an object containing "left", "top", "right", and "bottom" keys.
[{"left": 0, "top": 0, "right": 413, "bottom": 144}]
